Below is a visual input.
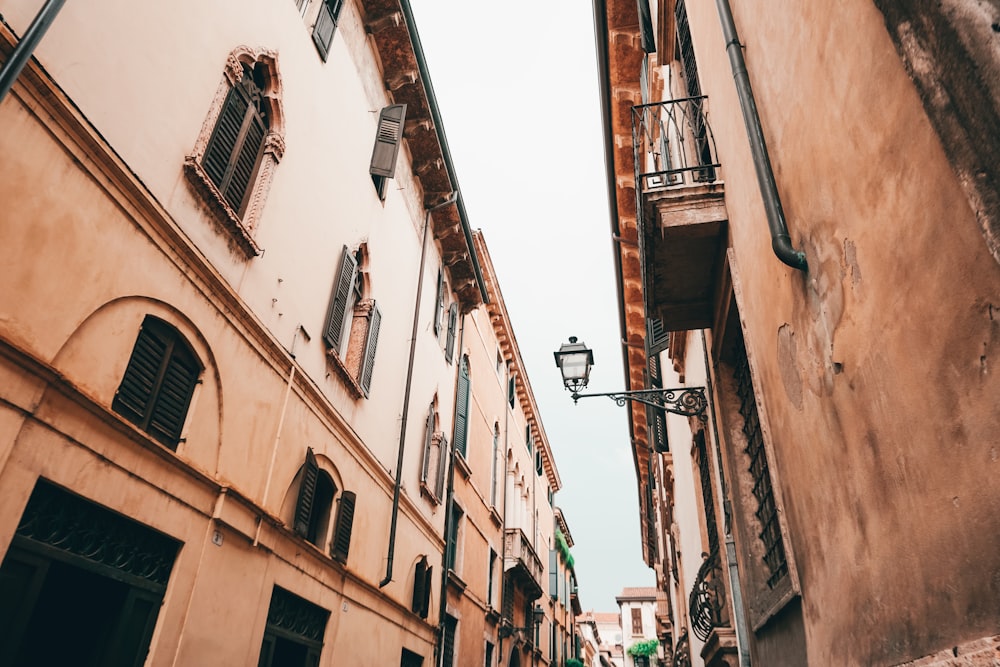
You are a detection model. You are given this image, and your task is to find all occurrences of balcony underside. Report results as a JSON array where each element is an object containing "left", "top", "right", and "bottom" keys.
[
  {"left": 504, "top": 561, "right": 543, "bottom": 601},
  {"left": 643, "top": 182, "right": 727, "bottom": 331}
]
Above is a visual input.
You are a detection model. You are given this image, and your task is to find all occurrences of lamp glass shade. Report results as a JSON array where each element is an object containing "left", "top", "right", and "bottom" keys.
[{"left": 554, "top": 337, "right": 594, "bottom": 390}]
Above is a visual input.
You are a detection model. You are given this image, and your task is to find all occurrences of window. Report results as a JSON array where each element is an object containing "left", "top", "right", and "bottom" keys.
[
  {"left": 631, "top": 608, "right": 643, "bottom": 635},
  {"left": 674, "top": 0, "right": 715, "bottom": 181},
  {"left": 401, "top": 648, "right": 424, "bottom": 667},
  {"left": 490, "top": 423, "right": 500, "bottom": 507},
  {"left": 734, "top": 339, "right": 788, "bottom": 588},
  {"left": 535, "top": 449, "right": 543, "bottom": 477},
  {"left": 441, "top": 615, "right": 457, "bottom": 667},
  {"left": 312, "top": 0, "right": 344, "bottom": 61},
  {"left": 495, "top": 349, "right": 503, "bottom": 375},
  {"left": 184, "top": 49, "right": 284, "bottom": 257},
  {"left": 370, "top": 104, "right": 407, "bottom": 201},
  {"left": 507, "top": 373, "right": 516, "bottom": 408},
  {"left": 549, "top": 549, "right": 558, "bottom": 599},
  {"left": 646, "top": 353, "right": 668, "bottom": 452},
  {"left": 695, "top": 431, "right": 720, "bottom": 557},
  {"left": 525, "top": 424, "right": 532, "bottom": 453},
  {"left": 445, "top": 303, "right": 458, "bottom": 363},
  {"left": 453, "top": 356, "right": 470, "bottom": 458},
  {"left": 323, "top": 245, "right": 382, "bottom": 398},
  {"left": 0, "top": 481, "right": 179, "bottom": 666},
  {"left": 484, "top": 641, "right": 494, "bottom": 667},
  {"left": 257, "top": 586, "right": 328, "bottom": 667},
  {"left": 292, "top": 448, "right": 356, "bottom": 564},
  {"left": 446, "top": 502, "right": 463, "bottom": 572},
  {"left": 113, "top": 316, "right": 201, "bottom": 450},
  {"left": 434, "top": 269, "right": 445, "bottom": 336},
  {"left": 487, "top": 548, "right": 497, "bottom": 608},
  {"left": 411, "top": 557, "right": 432, "bottom": 619},
  {"left": 420, "top": 401, "right": 448, "bottom": 503}
]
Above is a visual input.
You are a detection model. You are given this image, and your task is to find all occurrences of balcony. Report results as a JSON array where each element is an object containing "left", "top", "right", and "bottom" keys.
[
  {"left": 689, "top": 552, "right": 738, "bottom": 667},
  {"left": 503, "top": 528, "right": 544, "bottom": 600},
  {"left": 633, "top": 96, "right": 728, "bottom": 332}
]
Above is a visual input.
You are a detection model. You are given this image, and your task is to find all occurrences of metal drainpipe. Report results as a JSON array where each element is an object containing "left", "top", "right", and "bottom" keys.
[
  {"left": 700, "top": 330, "right": 751, "bottom": 667},
  {"left": 436, "top": 314, "right": 466, "bottom": 667},
  {"left": 497, "top": 361, "right": 512, "bottom": 666},
  {"left": 0, "top": 0, "right": 66, "bottom": 103},
  {"left": 379, "top": 192, "right": 457, "bottom": 589},
  {"left": 715, "top": 0, "right": 807, "bottom": 272}
]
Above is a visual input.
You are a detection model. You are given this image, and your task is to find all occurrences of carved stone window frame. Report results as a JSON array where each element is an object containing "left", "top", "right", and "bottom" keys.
[{"left": 184, "top": 47, "right": 285, "bottom": 258}]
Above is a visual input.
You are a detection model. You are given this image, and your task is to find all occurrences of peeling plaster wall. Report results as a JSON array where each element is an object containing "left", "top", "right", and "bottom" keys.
[{"left": 680, "top": 0, "right": 1000, "bottom": 664}]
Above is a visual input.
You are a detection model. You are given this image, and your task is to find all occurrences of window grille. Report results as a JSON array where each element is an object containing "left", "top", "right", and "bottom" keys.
[
  {"left": 734, "top": 342, "right": 788, "bottom": 588},
  {"left": 695, "top": 431, "right": 720, "bottom": 557}
]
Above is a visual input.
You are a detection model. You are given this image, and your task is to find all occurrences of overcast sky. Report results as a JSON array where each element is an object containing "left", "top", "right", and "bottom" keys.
[{"left": 408, "top": 0, "right": 655, "bottom": 612}]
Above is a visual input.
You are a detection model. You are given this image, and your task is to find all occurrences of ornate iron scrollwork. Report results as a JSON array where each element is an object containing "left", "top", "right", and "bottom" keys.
[
  {"left": 16, "top": 480, "right": 179, "bottom": 586},
  {"left": 672, "top": 630, "right": 692, "bottom": 667},
  {"left": 266, "top": 586, "right": 330, "bottom": 642},
  {"left": 689, "top": 551, "right": 725, "bottom": 642},
  {"left": 571, "top": 386, "right": 708, "bottom": 422}
]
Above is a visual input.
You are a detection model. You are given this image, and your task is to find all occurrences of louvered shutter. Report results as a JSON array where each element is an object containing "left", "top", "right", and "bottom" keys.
[
  {"left": 453, "top": 357, "right": 469, "bottom": 457},
  {"left": 445, "top": 303, "right": 458, "bottom": 363},
  {"left": 647, "top": 353, "right": 669, "bottom": 452},
  {"left": 113, "top": 322, "right": 168, "bottom": 426},
  {"left": 147, "top": 345, "right": 199, "bottom": 448},
  {"left": 358, "top": 303, "right": 381, "bottom": 396},
  {"left": 525, "top": 424, "right": 532, "bottom": 453},
  {"left": 508, "top": 373, "right": 516, "bottom": 408},
  {"left": 324, "top": 247, "right": 358, "bottom": 350},
  {"left": 412, "top": 557, "right": 427, "bottom": 614},
  {"left": 535, "top": 450, "right": 543, "bottom": 477},
  {"left": 312, "top": 0, "right": 341, "bottom": 61},
  {"left": 433, "top": 270, "right": 444, "bottom": 335},
  {"left": 203, "top": 83, "right": 249, "bottom": 189},
  {"left": 435, "top": 435, "right": 449, "bottom": 499},
  {"left": 420, "top": 564, "right": 433, "bottom": 618},
  {"left": 442, "top": 615, "right": 457, "bottom": 667},
  {"left": 369, "top": 104, "right": 407, "bottom": 178},
  {"left": 420, "top": 403, "right": 435, "bottom": 484},
  {"left": 647, "top": 317, "right": 670, "bottom": 355},
  {"left": 294, "top": 448, "right": 320, "bottom": 538},
  {"left": 331, "top": 490, "right": 356, "bottom": 563},
  {"left": 549, "top": 549, "right": 558, "bottom": 598},
  {"left": 223, "top": 112, "right": 265, "bottom": 212}
]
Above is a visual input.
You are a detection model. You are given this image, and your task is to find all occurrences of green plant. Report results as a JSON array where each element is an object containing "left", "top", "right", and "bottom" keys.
[
  {"left": 555, "top": 528, "right": 575, "bottom": 569},
  {"left": 566, "top": 660, "right": 585, "bottom": 667},
  {"left": 626, "top": 638, "right": 659, "bottom": 657}
]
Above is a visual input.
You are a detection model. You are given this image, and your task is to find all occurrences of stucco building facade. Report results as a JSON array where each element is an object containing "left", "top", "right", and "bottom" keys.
[
  {"left": 595, "top": 0, "right": 1000, "bottom": 665},
  {"left": 0, "top": 1, "right": 580, "bottom": 666}
]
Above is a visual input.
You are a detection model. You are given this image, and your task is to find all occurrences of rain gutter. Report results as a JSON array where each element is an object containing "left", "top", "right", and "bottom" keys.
[{"left": 715, "top": 0, "right": 807, "bottom": 271}]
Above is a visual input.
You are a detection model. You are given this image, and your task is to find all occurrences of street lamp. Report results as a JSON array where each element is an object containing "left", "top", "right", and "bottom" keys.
[
  {"left": 499, "top": 604, "right": 545, "bottom": 639},
  {"left": 553, "top": 337, "right": 708, "bottom": 421}
]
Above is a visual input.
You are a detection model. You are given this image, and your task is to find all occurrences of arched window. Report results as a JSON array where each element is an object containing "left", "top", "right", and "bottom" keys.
[
  {"left": 293, "top": 448, "right": 356, "bottom": 564},
  {"left": 203, "top": 62, "right": 269, "bottom": 215},
  {"left": 419, "top": 398, "right": 447, "bottom": 503},
  {"left": 323, "top": 244, "right": 382, "bottom": 399},
  {"left": 185, "top": 48, "right": 284, "bottom": 257},
  {"left": 112, "top": 316, "right": 201, "bottom": 450}
]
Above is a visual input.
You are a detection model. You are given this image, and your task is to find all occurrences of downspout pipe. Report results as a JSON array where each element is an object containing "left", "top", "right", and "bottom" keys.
[
  {"left": 0, "top": 0, "right": 66, "bottom": 103},
  {"left": 379, "top": 191, "right": 458, "bottom": 589},
  {"left": 715, "top": 0, "right": 808, "bottom": 272}
]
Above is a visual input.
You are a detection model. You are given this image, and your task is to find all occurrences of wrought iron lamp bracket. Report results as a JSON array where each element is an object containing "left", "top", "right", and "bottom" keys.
[{"left": 569, "top": 386, "right": 708, "bottom": 422}]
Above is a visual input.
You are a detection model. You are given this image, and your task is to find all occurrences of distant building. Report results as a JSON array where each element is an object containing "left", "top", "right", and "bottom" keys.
[{"left": 596, "top": 0, "right": 1000, "bottom": 665}]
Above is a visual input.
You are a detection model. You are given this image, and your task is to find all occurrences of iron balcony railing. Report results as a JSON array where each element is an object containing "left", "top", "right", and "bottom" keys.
[
  {"left": 689, "top": 550, "right": 728, "bottom": 642},
  {"left": 632, "top": 96, "right": 720, "bottom": 193}
]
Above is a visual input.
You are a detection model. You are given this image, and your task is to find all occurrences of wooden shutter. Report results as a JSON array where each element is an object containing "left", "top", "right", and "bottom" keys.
[
  {"left": 113, "top": 318, "right": 200, "bottom": 450},
  {"left": 442, "top": 615, "right": 457, "bottom": 667},
  {"left": 420, "top": 403, "right": 435, "bottom": 484},
  {"left": 358, "top": 302, "right": 381, "bottom": 396},
  {"left": 435, "top": 435, "right": 449, "bottom": 499},
  {"left": 647, "top": 353, "right": 669, "bottom": 452},
  {"left": 453, "top": 357, "right": 469, "bottom": 457},
  {"left": 508, "top": 373, "right": 516, "bottom": 408},
  {"left": 203, "top": 82, "right": 249, "bottom": 189},
  {"left": 433, "top": 270, "right": 444, "bottom": 335},
  {"left": 411, "top": 557, "right": 432, "bottom": 619},
  {"left": 324, "top": 246, "right": 358, "bottom": 350},
  {"left": 549, "top": 549, "right": 558, "bottom": 598},
  {"left": 647, "top": 317, "right": 670, "bottom": 355},
  {"left": 294, "top": 448, "right": 320, "bottom": 538},
  {"left": 525, "top": 424, "right": 532, "bottom": 452},
  {"left": 331, "top": 490, "right": 356, "bottom": 563},
  {"left": 411, "top": 556, "right": 427, "bottom": 614},
  {"left": 113, "top": 321, "right": 169, "bottom": 426},
  {"left": 312, "top": 0, "right": 340, "bottom": 61},
  {"left": 223, "top": 111, "right": 265, "bottom": 212},
  {"left": 369, "top": 104, "right": 407, "bottom": 178},
  {"left": 203, "top": 69, "right": 266, "bottom": 214},
  {"left": 445, "top": 303, "right": 458, "bottom": 363},
  {"left": 535, "top": 450, "right": 543, "bottom": 477}
]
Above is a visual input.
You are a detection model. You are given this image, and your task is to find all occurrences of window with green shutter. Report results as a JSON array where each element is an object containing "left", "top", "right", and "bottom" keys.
[
  {"left": 453, "top": 356, "right": 470, "bottom": 458},
  {"left": 113, "top": 316, "right": 201, "bottom": 450},
  {"left": 312, "top": 0, "right": 344, "bottom": 61}
]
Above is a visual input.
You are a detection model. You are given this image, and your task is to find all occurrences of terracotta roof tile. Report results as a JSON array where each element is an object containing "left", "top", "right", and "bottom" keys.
[{"left": 616, "top": 586, "right": 659, "bottom": 600}]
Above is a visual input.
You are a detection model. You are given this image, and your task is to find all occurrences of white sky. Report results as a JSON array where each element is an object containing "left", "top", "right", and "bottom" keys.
[{"left": 408, "top": 0, "right": 655, "bottom": 612}]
